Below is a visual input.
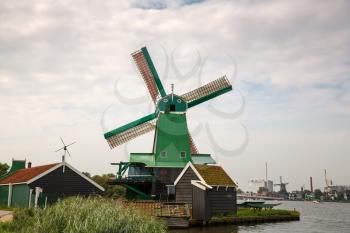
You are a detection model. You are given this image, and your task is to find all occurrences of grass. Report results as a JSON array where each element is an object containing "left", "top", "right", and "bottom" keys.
[
  {"left": 0, "top": 221, "right": 13, "bottom": 233},
  {"left": 211, "top": 208, "right": 300, "bottom": 220},
  {"left": 237, "top": 208, "right": 300, "bottom": 217},
  {"left": 0, "top": 197, "right": 167, "bottom": 233}
]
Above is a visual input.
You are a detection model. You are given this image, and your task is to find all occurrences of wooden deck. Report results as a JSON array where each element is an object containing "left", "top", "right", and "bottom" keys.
[
  {"left": 119, "top": 200, "right": 299, "bottom": 228},
  {"left": 121, "top": 201, "right": 191, "bottom": 228}
]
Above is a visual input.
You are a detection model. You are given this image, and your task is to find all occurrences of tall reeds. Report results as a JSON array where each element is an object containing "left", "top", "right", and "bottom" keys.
[{"left": 10, "top": 197, "right": 166, "bottom": 233}]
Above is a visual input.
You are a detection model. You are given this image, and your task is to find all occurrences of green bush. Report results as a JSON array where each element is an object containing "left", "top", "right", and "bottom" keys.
[{"left": 8, "top": 197, "right": 166, "bottom": 233}]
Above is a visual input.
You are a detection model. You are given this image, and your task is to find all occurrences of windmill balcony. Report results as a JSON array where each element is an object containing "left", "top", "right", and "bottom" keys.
[{"left": 107, "top": 175, "right": 154, "bottom": 185}]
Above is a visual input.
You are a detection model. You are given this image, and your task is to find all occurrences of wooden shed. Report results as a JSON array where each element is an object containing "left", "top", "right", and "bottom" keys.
[
  {"left": 174, "top": 162, "right": 237, "bottom": 221},
  {"left": 0, "top": 160, "right": 104, "bottom": 208}
]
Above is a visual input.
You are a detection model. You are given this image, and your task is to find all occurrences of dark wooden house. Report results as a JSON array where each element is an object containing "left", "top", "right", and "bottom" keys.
[
  {"left": 0, "top": 160, "right": 104, "bottom": 208},
  {"left": 174, "top": 162, "right": 237, "bottom": 221}
]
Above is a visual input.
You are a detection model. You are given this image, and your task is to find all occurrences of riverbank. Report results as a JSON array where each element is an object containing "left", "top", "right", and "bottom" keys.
[{"left": 187, "top": 209, "right": 299, "bottom": 227}]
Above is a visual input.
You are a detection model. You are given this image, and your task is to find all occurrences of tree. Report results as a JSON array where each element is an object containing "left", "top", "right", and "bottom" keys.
[
  {"left": 237, "top": 188, "right": 244, "bottom": 194},
  {"left": 314, "top": 189, "right": 323, "bottom": 200},
  {"left": 91, "top": 173, "right": 125, "bottom": 198},
  {"left": 0, "top": 163, "right": 9, "bottom": 176}
]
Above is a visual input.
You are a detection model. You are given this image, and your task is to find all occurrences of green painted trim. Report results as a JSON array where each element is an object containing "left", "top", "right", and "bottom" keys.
[
  {"left": 130, "top": 153, "right": 155, "bottom": 167},
  {"left": 188, "top": 85, "right": 233, "bottom": 108},
  {"left": 104, "top": 112, "right": 157, "bottom": 139},
  {"left": 141, "top": 47, "right": 166, "bottom": 97},
  {"left": 191, "top": 154, "right": 216, "bottom": 164}
]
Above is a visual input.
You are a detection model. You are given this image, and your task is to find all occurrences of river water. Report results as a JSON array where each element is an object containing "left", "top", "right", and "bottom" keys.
[{"left": 170, "top": 201, "right": 350, "bottom": 233}]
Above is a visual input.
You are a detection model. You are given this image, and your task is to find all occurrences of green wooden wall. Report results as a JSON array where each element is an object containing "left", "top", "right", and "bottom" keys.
[
  {"left": 11, "top": 184, "right": 30, "bottom": 208},
  {"left": 0, "top": 185, "right": 9, "bottom": 206}
]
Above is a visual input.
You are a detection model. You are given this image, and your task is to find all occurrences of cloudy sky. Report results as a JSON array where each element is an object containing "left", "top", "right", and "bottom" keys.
[{"left": 1, "top": 0, "right": 349, "bottom": 191}]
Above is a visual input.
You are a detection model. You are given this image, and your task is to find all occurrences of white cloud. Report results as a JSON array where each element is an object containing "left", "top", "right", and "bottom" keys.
[{"left": 0, "top": 0, "right": 349, "bottom": 190}]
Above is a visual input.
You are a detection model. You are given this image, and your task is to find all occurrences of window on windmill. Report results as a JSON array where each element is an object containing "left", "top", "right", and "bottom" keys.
[
  {"left": 180, "top": 151, "right": 186, "bottom": 159},
  {"left": 160, "top": 151, "right": 167, "bottom": 158},
  {"left": 170, "top": 104, "right": 176, "bottom": 111}
]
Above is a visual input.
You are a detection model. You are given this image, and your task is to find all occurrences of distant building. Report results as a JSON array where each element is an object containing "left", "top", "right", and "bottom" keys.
[
  {"left": 0, "top": 160, "right": 104, "bottom": 208},
  {"left": 266, "top": 180, "right": 274, "bottom": 192},
  {"left": 324, "top": 185, "right": 350, "bottom": 193},
  {"left": 289, "top": 191, "right": 303, "bottom": 201},
  {"left": 249, "top": 179, "right": 274, "bottom": 193}
]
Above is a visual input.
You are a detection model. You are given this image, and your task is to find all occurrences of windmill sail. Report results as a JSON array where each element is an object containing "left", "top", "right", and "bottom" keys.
[
  {"left": 181, "top": 76, "right": 232, "bottom": 108},
  {"left": 104, "top": 113, "right": 157, "bottom": 148},
  {"left": 189, "top": 134, "right": 198, "bottom": 154},
  {"left": 132, "top": 47, "right": 166, "bottom": 103}
]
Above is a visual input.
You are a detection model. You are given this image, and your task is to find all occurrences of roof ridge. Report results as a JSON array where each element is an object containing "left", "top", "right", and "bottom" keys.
[{"left": 0, "top": 163, "right": 61, "bottom": 184}]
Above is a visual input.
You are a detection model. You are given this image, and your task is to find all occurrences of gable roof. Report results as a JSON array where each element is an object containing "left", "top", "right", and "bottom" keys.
[
  {"left": 0, "top": 162, "right": 104, "bottom": 192},
  {"left": 174, "top": 162, "right": 237, "bottom": 188},
  {"left": 193, "top": 164, "right": 236, "bottom": 187},
  {"left": 0, "top": 163, "right": 59, "bottom": 184}
]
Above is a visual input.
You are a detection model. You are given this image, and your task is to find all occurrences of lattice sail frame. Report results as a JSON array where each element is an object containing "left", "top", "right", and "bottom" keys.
[
  {"left": 188, "top": 134, "right": 198, "bottom": 154},
  {"left": 106, "top": 120, "right": 156, "bottom": 148},
  {"left": 181, "top": 76, "right": 231, "bottom": 103},
  {"left": 132, "top": 50, "right": 160, "bottom": 103}
]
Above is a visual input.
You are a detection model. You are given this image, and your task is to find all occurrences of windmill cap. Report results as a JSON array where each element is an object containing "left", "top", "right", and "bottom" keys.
[{"left": 157, "top": 94, "right": 187, "bottom": 113}]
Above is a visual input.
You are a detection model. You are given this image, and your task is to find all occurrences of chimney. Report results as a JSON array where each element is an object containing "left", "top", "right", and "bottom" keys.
[
  {"left": 310, "top": 177, "right": 313, "bottom": 192},
  {"left": 28, "top": 161, "right": 32, "bottom": 168}
]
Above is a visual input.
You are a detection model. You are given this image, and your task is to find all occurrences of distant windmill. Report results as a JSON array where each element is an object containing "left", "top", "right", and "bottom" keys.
[
  {"left": 55, "top": 137, "right": 76, "bottom": 172},
  {"left": 274, "top": 176, "right": 289, "bottom": 197}
]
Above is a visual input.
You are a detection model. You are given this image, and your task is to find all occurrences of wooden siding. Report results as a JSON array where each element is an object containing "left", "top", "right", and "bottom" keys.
[
  {"left": 207, "top": 187, "right": 237, "bottom": 215},
  {"left": 29, "top": 166, "right": 102, "bottom": 199},
  {"left": 192, "top": 185, "right": 211, "bottom": 221},
  {"left": 11, "top": 184, "right": 30, "bottom": 208},
  {"left": 175, "top": 167, "right": 199, "bottom": 206},
  {"left": 0, "top": 185, "right": 9, "bottom": 206}
]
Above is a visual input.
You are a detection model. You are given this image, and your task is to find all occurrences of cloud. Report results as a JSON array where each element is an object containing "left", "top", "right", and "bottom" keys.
[
  {"left": 0, "top": 0, "right": 349, "bottom": 190},
  {"left": 131, "top": 0, "right": 205, "bottom": 9}
]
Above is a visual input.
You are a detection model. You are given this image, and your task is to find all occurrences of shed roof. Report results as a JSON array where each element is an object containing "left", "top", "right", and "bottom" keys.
[
  {"left": 174, "top": 162, "right": 237, "bottom": 188},
  {"left": 0, "top": 163, "right": 59, "bottom": 184},
  {"left": 193, "top": 164, "right": 236, "bottom": 187}
]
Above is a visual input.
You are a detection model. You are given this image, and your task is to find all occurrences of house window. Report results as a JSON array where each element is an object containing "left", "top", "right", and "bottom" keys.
[
  {"left": 170, "top": 104, "right": 176, "bottom": 111},
  {"left": 160, "top": 151, "right": 167, "bottom": 158},
  {"left": 180, "top": 151, "right": 186, "bottom": 159}
]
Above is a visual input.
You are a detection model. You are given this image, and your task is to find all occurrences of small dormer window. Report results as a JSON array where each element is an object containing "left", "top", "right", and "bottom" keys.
[
  {"left": 170, "top": 104, "right": 176, "bottom": 111},
  {"left": 163, "top": 99, "right": 168, "bottom": 102},
  {"left": 180, "top": 151, "right": 186, "bottom": 159},
  {"left": 160, "top": 151, "right": 167, "bottom": 158},
  {"left": 177, "top": 99, "right": 182, "bottom": 103}
]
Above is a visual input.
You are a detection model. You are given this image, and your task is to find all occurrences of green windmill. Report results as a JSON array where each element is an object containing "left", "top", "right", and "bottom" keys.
[{"left": 104, "top": 47, "right": 233, "bottom": 199}]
